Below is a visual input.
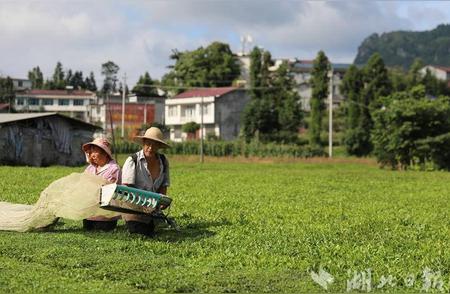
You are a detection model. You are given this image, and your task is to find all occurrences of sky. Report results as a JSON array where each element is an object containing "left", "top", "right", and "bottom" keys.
[{"left": 1, "top": 0, "right": 450, "bottom": 88}]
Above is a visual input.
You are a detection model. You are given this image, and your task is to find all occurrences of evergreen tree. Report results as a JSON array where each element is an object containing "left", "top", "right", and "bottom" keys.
[
  {"left": 273, "top": 62, "right": 303, "bottom": 142},
  {"left": 65, "top": 69, "right": 73, "bottom": 87},
  {"left": 101, "top": 61, "right": 120, "bottom": 94},
  {"left": 71, "top": 71, "right": 85, "bottom": 89},
  {"left": 52, "top": 61, "right": 66, "bottom": 90},
  {"left": 86, "top": 72, "right": 97, "bottom": 92},
  {"left": 340, "top": 65, "right": 366, "bottom": 155},
  {"left": 132, "top": 72, "right": 158, "bottom": 97},
  {"left": 242, "top": 47, "right": 275, "bottom": 142},
  {"left": 27, "top": 66, "right": 44, "bottom": 89},
  {"left": 406, "top": 58, "right": 423, "bottom": 89},
  {"left": 309, "top": 50, "right": 330, "bottom": 147},
  {"left": 0, "top": 77, "right": 14, "bottom": 106},
  {"left": 243, "top": 51, "right": 302, "bottom": 143}
]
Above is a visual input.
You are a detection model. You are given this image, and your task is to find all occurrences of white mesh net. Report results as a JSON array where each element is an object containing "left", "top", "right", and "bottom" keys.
[{"left": 0, "top": 172, "right": 120, "bottom": 232}]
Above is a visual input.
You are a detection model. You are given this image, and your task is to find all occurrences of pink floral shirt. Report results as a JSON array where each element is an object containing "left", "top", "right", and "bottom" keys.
[{"left": 84, "top": 159, "right": 121, "bottom": 184}]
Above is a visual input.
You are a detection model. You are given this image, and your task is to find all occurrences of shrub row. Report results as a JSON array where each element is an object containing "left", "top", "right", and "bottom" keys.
[{"left": 113, "top": 140, "right": 326, "bottom": 158}]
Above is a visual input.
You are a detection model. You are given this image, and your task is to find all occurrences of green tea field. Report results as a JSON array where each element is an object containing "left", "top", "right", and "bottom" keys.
[{"left": 0, "top": 156, "right": 449, "bottom": 292}]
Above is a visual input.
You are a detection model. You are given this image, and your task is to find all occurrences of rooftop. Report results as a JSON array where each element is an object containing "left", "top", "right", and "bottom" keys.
[
  {"left": 173, "top": 87, "right": 238, "bottom": 99},
  {"left": 0, "top": 112, "right": 101, "bottom": 129},
  {"left": 16, "top": 89, "right": 96, "bottom": 97}
]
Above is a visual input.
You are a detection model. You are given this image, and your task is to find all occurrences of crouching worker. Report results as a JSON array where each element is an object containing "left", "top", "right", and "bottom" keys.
[
  {"left": 122, "top": 127, "right": 170, "bottom": 237},
  {"left": 82, "top": 138, "right": 121, "bottom": 231}
]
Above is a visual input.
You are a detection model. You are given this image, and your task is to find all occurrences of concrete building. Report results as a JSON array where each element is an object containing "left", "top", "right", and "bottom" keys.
[
  {"left": 236, "top": 54, "right": 351, "bottom": 111},
  {"left": 165, "top": 87, "right": 250, "bottom": 141},
  {"left": 14, "top": 89, "right": 96, "bottom": 121},
  {"left": 271, "top": 59, "right": 351, "bottom": 111},
  {"left": 11, "top": 78, "right": 32, "bottom": 91},
  {"left": 0, "top": 112, "right": 101, "bottom": 166}
]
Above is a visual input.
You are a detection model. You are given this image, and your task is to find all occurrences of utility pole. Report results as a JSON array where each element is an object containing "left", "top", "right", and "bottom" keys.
[
  {"left": 200, "top": 96, "right": 204, "bottom": 163},
  {"left": 328, "top": 66, "right": 333, "bottom": 158},
  {"left": 144, "top": 102, "right": 147, "bottom": 125},
  {"left": 121, "top": 73, "right": 127, "bottom": 139}
]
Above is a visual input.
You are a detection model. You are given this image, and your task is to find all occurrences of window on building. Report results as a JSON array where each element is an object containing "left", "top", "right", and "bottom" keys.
[
  {"left": 73, "top": 99, "right": 84, "bottom": 106},
  {"left": 58, "top": 99, "right": 70, "bottom": 106},
  {"left": 29, "top": 98, "right": 40, "bottom": 105},
  {"left": 43, "top": 99, "right": 54, "bottom": 106},
  {"left": 202, "top": 103, "right": 210, "bottom": 115},
  {"left": 182, "top": 105, "right": 195, "bottom": 118},
  {"left": 18, "top": 81, "right": 23, "bottom": 87},
  {"left": 16, "top": 98, "right": 25, "bottom": 105},
  {"left": 168, "top": 105, "right": 177, "bottom": 117}
]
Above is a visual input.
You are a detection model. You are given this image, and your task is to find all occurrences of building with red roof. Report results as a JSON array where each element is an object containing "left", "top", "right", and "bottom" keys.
[
  {"left": 420, "top": 65, "right": 450, "bottom": 82},
  {"left": 165, "top": 87, "right": 250, "bottom": 141}
]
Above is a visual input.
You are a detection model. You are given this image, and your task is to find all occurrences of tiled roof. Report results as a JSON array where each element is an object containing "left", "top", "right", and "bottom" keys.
[
  {"left": 0, "top": 112, "right": 101, "bottom": 129},
  {"left": 173, "top": 87, "right": 238, "bottom": 99},
  {"left": 17, "top": 89, "right": 95, "bottom": 97}
]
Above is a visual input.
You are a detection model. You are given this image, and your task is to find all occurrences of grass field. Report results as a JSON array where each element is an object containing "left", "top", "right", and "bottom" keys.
[{"left": 0, "top": 156, "right": 449, "bottom": 292}]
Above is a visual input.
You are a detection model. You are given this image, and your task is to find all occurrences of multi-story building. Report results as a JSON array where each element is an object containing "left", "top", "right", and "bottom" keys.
[
  {"left": 11, "top": 78, "right": 32, "bottom": 91},
  {"left": 14, "top": 89, "right": 96, "bottom": 121},
  {"left": 165, "top": 87, "right": 250, "bottom": 141},
  {"left": 271, "top": 59, "right": 351, "bottom": 111}
]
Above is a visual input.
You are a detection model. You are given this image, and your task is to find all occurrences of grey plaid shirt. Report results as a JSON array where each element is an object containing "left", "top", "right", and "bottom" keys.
[{"left": 121, "top": 150, "right": 170, "bottom": 192}]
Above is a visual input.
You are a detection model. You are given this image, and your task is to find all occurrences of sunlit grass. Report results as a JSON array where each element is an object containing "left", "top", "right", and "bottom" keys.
[{"left": 0, "top": 157, "right": 448, "bottom": 292}]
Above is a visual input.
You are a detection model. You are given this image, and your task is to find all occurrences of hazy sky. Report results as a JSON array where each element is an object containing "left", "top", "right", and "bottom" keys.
[{"left": 1, "top": 0, "right": 450, "bottom": 87}]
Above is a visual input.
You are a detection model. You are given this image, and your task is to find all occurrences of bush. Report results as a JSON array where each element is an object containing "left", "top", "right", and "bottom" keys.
[
  {"left": 372, "top": 91, "right": 450, "bottom": 170},
  {"left": 113, "top": 140, "right": 326, "bottom": 158}
]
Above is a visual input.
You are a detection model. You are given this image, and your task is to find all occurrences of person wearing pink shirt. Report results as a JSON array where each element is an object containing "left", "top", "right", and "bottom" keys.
[{"left": 82, "top": 138, "right": 121, "bottom": 231}]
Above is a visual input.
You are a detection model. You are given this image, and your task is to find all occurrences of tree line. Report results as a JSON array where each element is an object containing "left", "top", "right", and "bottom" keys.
[{"left": 340, "top": 53, "right": 450, "bottom": 170}]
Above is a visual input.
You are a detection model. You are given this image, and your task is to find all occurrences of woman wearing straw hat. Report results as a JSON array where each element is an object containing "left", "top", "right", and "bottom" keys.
[
  {"left": 122, "top": 127, "right": 170, "bottom": 236},
  {"left": 82, "top": 137, "right": 121, "bottom": 231}
]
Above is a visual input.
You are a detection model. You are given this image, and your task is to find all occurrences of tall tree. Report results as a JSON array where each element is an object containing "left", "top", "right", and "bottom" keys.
[
  {"left": 70, "top": 71, "right": 85, "bottom": 90},
  {"left": 243, "top": 51, "right": 302, "bottom": 143},
  {"left": 242, "top": 47, "right": 274, "bottom": 142},
  {"left": 309, "top": 50, "right": 330, "bottom": 147},
  {"left": 0, "top": 77, "right": 14, "bottom": 107},
  {"left": 132, "top": 72, "right": 158, "bottom": 97},
  {"left": 273, "top": 62, "right": 303, "bottom": 141},
  {"left": 340, "top": 65, "right": 365, "bottom": 155},
  {"left": 27, "top": 66, "right": 44, "bottom": 89},
  {"left": 406, "top": 58, "right": 424, "bottom": 89},
  {"left": 65, "top": 69, "right": 73, "bottom": 86},
  {"left": 101, "top": 61, "right": 120, "bottom": 94},
  {"left": 52, "top": 61, "right": 66, "bottom": 90},
  {"left": 358, "top": 53, "right": 392, "bottom": 155},
  {"left": 162, "top": 42, "right": 240, "bottom": 92},
  {"left": 84, "top": 71, "right": 97, "bottom": 92}
]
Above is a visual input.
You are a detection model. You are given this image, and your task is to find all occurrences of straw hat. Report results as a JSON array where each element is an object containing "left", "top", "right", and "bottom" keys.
[
  {"left": 135, "top": 127, "right": 170, "bottom": 148},
  {"left": 82, "top": 138, "right": 113, "bottom": 159}
]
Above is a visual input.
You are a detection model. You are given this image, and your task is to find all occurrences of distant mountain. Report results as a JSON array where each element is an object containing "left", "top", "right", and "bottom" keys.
[{"left": 354, "top": 24, "right": 450, "bottom": 69}]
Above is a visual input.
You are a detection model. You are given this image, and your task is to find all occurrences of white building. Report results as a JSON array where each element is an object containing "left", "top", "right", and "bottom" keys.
[
  {"left": 420, "top": 65, "right": 450, "bottom": 82},
  {"left": 165, "top": 87, "right": 250, "bottom": 141},
  {"left": 270, "top": 59, "right": 350, "bottom": 111},
  {"left": 15, "top": 89, "right": 96, "bottom": 121},
  {"left": 11, "top": 78, "right": 32, "bottom": 91},
  {"left": 236, "top": 54, "right": 350, "bottom": 111}
]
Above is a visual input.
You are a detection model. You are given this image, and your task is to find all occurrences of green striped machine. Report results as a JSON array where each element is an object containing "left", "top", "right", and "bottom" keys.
[{"left": 99, "top": 184, "right": 172, "bottom": 215}]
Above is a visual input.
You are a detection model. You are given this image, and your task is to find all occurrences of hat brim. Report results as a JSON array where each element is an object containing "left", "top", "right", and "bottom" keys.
[
  {"left": 134, "top": 136, "right": 170, "bottom": 148},
  {"left": 82, "top": 142, "right": 113, "bottom": 159}
]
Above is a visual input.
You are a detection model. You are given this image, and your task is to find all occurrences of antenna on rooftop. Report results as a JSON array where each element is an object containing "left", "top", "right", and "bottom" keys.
[{"left": 240, "top": 34, "right": 253, "bottom": 55}]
